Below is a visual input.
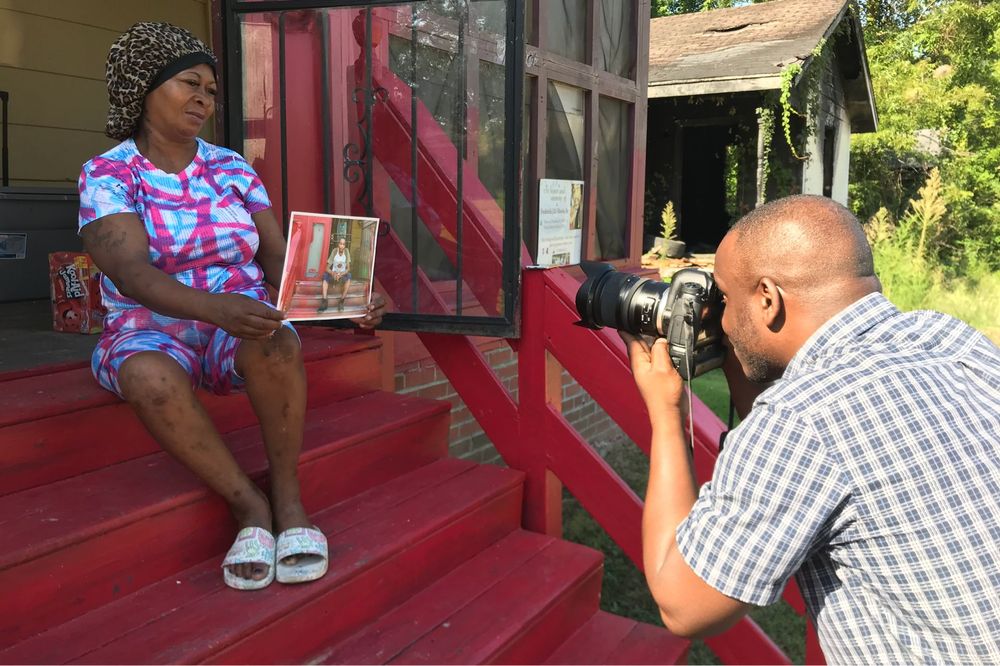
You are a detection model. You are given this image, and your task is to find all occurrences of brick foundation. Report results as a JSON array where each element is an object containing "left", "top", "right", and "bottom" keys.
[{"left": 394, "top": 337, "right": 623, "bottom": 465}]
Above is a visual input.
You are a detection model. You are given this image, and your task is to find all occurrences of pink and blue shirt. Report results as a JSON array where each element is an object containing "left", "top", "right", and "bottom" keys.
[{"left": 78, "top": 137, "right": 272, "bottom": 347}]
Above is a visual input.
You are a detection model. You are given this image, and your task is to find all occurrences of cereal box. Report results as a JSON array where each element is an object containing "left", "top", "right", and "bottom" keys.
[{"left": 49, "top": 252, "right": 106, "bottom": 334}]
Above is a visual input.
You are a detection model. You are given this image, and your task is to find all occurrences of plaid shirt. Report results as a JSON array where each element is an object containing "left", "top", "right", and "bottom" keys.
[{"left": 676, "top": 293, "right": 1000, "bottom": 664}]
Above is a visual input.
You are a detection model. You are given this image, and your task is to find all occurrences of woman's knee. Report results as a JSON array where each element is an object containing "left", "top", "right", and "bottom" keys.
[
  {"left": 118, "top": 352, "right": 193, "bottom": 407},
  {"left": 239, "top": 328, "right": 303, "bottom": 377}
]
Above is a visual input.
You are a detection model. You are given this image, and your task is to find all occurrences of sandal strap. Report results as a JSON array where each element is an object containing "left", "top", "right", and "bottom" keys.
[
  {"left": 222, "top": 526, "right": 276, "bottom": 568},
  {"left": 276, "top": 526, "right": 328, "bottom": 562}
]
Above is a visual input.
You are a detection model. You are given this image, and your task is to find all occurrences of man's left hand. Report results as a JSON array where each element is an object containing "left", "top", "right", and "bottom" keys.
[
  {"left": 352, "top": 292, "right": 387, "bottom": 329},
  {"left": 620, "top": 332, "right": 685, "bottom": 420}
]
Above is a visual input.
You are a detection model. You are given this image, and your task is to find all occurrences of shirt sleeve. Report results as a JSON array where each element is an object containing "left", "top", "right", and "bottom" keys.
[
  {"left": 675, "top": 405, "right": 850, "bottom": 606},
  {"left": 239, "top": 158, "right": 271, "bottom": 214},
  {"left": 77, "top": 158, "right": 137, "bottom": 233}
]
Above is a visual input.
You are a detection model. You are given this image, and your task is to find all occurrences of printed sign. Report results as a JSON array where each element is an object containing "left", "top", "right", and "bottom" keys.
[{"left": 536, "top": 179, "right": 584, "bottom": 268}]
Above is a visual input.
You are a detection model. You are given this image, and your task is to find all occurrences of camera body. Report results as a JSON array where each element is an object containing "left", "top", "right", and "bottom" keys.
[{"left": 575, "top": 262, "right": 725, "bottom": 380}]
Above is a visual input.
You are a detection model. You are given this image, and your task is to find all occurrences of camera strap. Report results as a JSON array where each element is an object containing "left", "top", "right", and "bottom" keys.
[{"left": 685, "top": 351, "right": 695, "bottom": 456}]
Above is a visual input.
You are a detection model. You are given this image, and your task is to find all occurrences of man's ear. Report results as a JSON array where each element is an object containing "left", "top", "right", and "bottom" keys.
[{"left": 756, "top": 277, "right": 784, "bottom": 331}]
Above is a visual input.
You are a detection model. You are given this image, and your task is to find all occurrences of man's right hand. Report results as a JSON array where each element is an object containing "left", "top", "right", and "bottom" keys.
[{"left": 210, "top": 293, "right": 285, "bottom": 340}]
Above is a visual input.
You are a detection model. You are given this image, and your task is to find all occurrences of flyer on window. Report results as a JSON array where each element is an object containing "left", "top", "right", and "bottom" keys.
[
  {"left": 275, "top": 212, "right": 380, "bottom": 321},
  {"left": 536, "top": 178, "right": 584, "bottom": 268}
]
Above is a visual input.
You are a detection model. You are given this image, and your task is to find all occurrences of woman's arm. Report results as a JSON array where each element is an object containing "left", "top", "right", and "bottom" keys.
[
  {"left": 83, "top": 212, "right": 283, "bottom": 339},
  {"left": 250, "top": 208, "right": 287, "bottom": 291}
]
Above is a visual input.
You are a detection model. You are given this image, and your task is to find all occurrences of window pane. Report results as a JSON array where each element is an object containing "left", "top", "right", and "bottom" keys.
[
  {"left": 238, "top": 3, "right": 513, "bottom": 323},
  {"left": 541, "top": 0, "right": 586, "bottom": 62},
  {"left": 471, "top": 0, "right": 506, "bottom": 35},
  {"left": 598, "top": 0, "right": 635, "bottom": 79},
  {"left": 478, "top": 59, "right": 506, "bottom": 203},
  {"left": 545, "top": 81, "right": 585, "bottom": 181},
  {"left": 597, "top": 97, "right": 629, "bottom": 259}
]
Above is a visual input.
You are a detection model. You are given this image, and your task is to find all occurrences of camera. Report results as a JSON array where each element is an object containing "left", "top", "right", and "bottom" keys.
[{"left": 574, "top": 262, "right": 725, "bottom": 379}]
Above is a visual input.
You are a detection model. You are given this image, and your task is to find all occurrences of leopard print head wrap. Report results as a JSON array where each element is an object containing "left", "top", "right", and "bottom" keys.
[{"left": 104, "top": 22, "right": 217, "bottom": 141}]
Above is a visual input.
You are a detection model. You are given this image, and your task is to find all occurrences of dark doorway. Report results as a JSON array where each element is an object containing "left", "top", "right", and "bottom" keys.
[{"left": 679, "top": 125, "right": 730, "bottom": 252}]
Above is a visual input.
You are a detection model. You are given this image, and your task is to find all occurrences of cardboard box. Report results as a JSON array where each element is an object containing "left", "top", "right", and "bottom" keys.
[{"left": 49, "top": 252, "right": 106, "bottom": 334}]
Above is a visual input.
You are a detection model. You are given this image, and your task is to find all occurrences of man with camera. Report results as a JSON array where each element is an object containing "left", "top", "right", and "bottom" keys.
[{"left": 619, "top": 195, "right": 999, "bottom": 663}]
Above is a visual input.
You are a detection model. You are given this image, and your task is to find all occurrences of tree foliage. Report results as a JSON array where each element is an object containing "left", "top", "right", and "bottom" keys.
[
  {"left": 651, "top": 0, "right": 1000, "bottom": 269},
  {"left": 850, "top": 0, "right": 1000, "bottom": 270}
]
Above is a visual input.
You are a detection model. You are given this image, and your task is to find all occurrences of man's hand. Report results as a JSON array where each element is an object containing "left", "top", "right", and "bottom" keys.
[
  {"left": 351, "top": 292, "right": 387, "bottom": 329},
  {"left": 620, "top": 332, "right": 685, "bottom": 423},
  {"left": 210, "top": 293, "right": 285, "bottom": 340}
]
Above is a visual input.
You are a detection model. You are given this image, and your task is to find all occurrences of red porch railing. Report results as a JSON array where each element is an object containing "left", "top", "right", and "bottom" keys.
[{"left": 241, "top": 7, "right": 822, "bottom": 661}]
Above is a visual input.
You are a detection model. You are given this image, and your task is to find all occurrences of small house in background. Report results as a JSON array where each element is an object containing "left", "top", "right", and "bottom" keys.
[{"left": 645, "top": 0, "right": 877, "bottom": 252}]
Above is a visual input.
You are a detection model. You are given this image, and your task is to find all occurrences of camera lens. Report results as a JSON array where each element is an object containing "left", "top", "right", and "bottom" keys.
[{"left": 575, "top": 262, "right": 671, "bottom": 337}]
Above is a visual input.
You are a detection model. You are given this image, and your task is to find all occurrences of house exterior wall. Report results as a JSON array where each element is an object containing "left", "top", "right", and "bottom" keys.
[
  {"left": 0, "top": 0, "right": 212, "bottom": 188},
  {"left": 802, "top": 57, "right": 852, "bottom": 205}
]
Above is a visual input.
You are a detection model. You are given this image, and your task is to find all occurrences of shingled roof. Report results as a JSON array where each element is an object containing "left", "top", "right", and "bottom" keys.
[{"left": 648, "top": 0, "right": 876, "bottom": 130}]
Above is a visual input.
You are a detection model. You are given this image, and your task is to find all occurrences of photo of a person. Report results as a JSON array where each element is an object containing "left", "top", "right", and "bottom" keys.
[
  {"left": 569, "top": 183, "right": 583, "bottom": 230},
  {"left": 319, "top": 237, "right": 351, "bottom": 312},
  {"left": 276, "top": 213, "right": 378, "bottom": 321}
]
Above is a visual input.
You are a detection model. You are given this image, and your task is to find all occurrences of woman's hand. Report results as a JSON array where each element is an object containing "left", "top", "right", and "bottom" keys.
[
  {"left": 620, "top": 332, "right": 685, "bottom": 423},
  {"left": 351, "top": 292, "right": 387, "bottom": 329},
  {"left": 210, "top": 293, "right": 285, "bottom": 340}
]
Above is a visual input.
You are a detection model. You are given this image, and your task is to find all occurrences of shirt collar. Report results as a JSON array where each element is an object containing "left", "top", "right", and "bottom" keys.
[{"left": 782, "top": 292, "right": 899, "bottom": 380}]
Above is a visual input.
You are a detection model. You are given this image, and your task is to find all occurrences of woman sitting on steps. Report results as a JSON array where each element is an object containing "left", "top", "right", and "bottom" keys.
[{"left": 78, "top": 22, "right": 385, "bottom": 591}]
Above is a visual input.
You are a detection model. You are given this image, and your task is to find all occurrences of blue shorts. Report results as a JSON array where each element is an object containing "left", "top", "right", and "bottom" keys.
[{"left": 323, "top": 271, "right": 351, "bottom": 283}]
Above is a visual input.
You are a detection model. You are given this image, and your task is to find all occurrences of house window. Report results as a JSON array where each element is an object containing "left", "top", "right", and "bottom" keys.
[
  {"left": 524, "top": 0, "right": 645, "bottom": 264},
  {"left": 599, "top": 0, "right": 635, "bottom": 79},
  {"left": 542, "top": 0, "right": 587, "bottom": 62},
  {"left": 229, "top": 1, "right": 523, "bottom": 335},
  {"left": 597, "top": 96, "right": 629, "bottom": 259},
  {"left": 545, "top": 82, "right": 585, "bottom": 181}
]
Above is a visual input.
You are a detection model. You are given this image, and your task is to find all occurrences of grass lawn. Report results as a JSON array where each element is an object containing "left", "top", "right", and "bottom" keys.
[{"left": 561, "top": 369, "right": 805, "bottom": 664}]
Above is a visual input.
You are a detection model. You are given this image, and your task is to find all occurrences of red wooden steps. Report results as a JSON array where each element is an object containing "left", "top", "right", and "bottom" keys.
[
  {"left": 0, "top": 327, "right": 382, "bottom": 497},
  {"left": 545, "top": 611, "right": 690, "bottom": 665},
  {"left": 317, "top": 530, "right": 602, "bottom": 665},
  {"left": 0, "top": 460, "right": 525, "bottom": 664},
  {"left": 0, "top": 391, "right": 449, "bottom": 647},
  {"left": 0, "top": 324, "right": 692, "bottom": 665}
]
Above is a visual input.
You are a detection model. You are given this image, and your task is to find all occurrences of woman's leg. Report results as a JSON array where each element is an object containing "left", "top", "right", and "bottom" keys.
[
  {"left": 118, "top": 350, "right": 272, "bottom": 582},
  {"left": 235, "top": 327, "right": 312, "bottom": 539},
  {"left": 339, "top": 278, "right": 351, "bottom": 309},
  {"left": 319, "top": 276, "right": 330, "bottom": 311}
]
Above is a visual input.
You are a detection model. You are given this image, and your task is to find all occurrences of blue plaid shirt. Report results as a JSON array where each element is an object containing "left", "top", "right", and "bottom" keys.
[{"left": 676, "top": 293, "right": 1000, "bottom": 664}]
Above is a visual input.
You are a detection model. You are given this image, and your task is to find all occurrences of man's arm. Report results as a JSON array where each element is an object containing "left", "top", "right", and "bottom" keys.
[{"left": 622, "top": 333, "right": 752, "bottom": 638}]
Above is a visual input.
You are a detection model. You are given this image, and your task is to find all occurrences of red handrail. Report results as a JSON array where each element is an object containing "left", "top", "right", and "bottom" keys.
[{"left": 264, "top": 10, "right": 822, "bottom": 660}]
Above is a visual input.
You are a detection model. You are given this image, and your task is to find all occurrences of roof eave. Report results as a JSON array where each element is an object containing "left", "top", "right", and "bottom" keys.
[{"left": 648, "top": 74, "right": 782, "bottom": 99}]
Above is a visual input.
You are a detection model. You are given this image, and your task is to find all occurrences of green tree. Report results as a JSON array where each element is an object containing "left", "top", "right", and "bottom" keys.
[{"left": 850, "top": 0, "right": 1000, "bottom": 270}]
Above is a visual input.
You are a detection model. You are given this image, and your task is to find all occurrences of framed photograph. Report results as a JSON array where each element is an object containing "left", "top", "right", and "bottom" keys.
[{"left": 276, "top": 212, "right": 380, "bottom": 321}]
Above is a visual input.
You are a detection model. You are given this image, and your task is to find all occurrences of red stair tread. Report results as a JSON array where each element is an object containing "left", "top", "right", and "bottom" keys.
[
  {"left": 544, "top": 611, "right": 639, "bottom": 664},
  {"left": 74, "top": 463, "right": 524, "bottom": 665},
  {"left": 608, "top": 621, "right": 690, "bottom": 665},
  {"left": 0, "top": 327, "right": 377, "bottom": 428},
  {"left": 0, "top": 458, "right": 499, "bottom": 664},
  {"left": 316, "top": 530, "right": 557, "bottom": 664},
  {"left": 386, "top": 538, "right": 603, "bottom": 665}
]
